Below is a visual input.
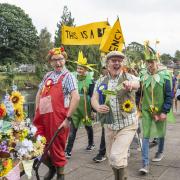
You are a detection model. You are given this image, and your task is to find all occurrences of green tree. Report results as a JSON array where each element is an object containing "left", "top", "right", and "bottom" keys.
[
  {"left": 37, "top": 27, "right": 53, "bottom": 63},
  {"left": 174, "top": 50, "right": 180, "bottom": 62},
  {"left": 160, "top": 53, "right": 173, "bottom": 65},
  {"left": 0, "top": 3, "right": 39, "bottom": 64}
]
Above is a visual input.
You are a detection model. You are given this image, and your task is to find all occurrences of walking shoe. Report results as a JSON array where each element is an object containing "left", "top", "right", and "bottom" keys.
[
  {"left": 152, "top": 152, "right": 164, "bottom": 162},
  {"left": 85, "top": 144, "right": 95, "bottom": 151},
  {"left": 139, "top": 165, "right": 149, "bottom": 174},
  {"left": 65, "top": 151, "right": 71, "bottom": 159},
  {"left": 93, "top": 154, "right": 106, "bottom": 163}
]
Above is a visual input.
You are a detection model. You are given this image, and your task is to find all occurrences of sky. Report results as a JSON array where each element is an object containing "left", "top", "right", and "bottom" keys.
[{"left": 1, "top": 0, "right": 180, "bottom": 56}]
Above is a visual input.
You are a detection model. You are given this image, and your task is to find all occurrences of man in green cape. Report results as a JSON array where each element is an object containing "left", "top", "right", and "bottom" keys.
[{"left": 65, "top": 51, "right": 95, "bottom": 159}]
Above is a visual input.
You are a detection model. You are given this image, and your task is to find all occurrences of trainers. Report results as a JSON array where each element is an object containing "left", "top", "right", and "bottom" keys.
[
  {"left": 65, "top": 151, "right": 71, "bottom": 159},
  {"left": 139, "top": 165, "right": 149, "bottom": 174},
  {"left": 93, "top": 154, "right": 106, "bottom": 163},
  {"left": 85, "top": 144, "right": 95, "bottom": 151},
  {"left": 152, "top": 152, "right": 164, "bottom": 162}
]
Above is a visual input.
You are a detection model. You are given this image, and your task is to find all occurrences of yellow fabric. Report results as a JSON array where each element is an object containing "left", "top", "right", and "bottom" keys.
[
  {"left": 62, "top": 21, "right": 110, "bottom": 45},
  {"left": 100, "top": 18, "right": 125, "bottom": 53}
]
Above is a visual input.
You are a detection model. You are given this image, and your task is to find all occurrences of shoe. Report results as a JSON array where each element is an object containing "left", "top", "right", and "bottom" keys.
[
  {"left": 139, "top": 165, "right": 149, "bottom": 174},
  {"left": 65, "top": 151, "right": 71, "bottom": 159},
  {"left": 86, "top": 144, "right": 95, "bottom": 151},
  {"left": 152, "top": 152, "right": 164, "bottom": 162},
  {"left": 93, "top": 154, "right": 106, "bottom": 163}
]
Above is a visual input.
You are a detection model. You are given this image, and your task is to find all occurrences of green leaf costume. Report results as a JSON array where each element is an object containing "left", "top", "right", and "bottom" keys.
[
  {"left": 140, "top": 68, "right": 175, "bottom": 138},
  {"left": 71, "top": 72, "right": 93, "bottom": 128}
]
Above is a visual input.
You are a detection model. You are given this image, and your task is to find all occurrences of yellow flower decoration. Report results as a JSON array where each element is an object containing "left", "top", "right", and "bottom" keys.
[
  {"left": 19, "top": 129, "right": 29, "bottom": 141},
  {"left": 14, "top": 106, "right": 25, "bottom": 121},
  {"left": 10, "top": 91, "right": 24, "bottom": 107},
  {"left": 122, "top": 100, "right": 134, "bottom": 113},
  {"left": 0, "top": 103, "right": 7, "bottom": 118},
  {"left": 77, "top": 51, "right": 87, "bottom": 65},
  {"left": 0, "top": 159, "right": 13, "bottom": 177},
  {"left": 149, "top": 105, "right": 159, "bottom": 114}
]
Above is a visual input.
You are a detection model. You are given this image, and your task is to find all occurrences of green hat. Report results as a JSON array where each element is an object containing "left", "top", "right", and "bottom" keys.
[{"left": 144, "top": 41, "right": 157, "bottom": 61}]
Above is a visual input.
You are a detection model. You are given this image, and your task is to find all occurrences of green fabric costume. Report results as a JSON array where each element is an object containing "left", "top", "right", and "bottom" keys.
[
  {"left": 140, "top": 67, "right": 175, "bottom": 138},
  {"left": 71, "top": 72, "right": 93, "bottom": 128}
]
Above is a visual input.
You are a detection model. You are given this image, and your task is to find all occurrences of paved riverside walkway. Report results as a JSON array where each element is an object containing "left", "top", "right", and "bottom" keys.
[{"left": 21, "top": 110, "right": 180, "bottom": 180}]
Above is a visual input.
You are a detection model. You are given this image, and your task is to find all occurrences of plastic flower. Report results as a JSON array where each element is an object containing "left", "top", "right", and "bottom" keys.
[
  {"left": 122, "top": 100, "right": 134, "bottom": 113},
  {"left": 10, "top": 91, "right": 24, "bottom": 107},
  {"left": 149, "top": 105, "right": 159, "bottom": 114},
  {"left": 32, "top": 141, "right": 45, "bottom": 157},
  {"left": 14, "top": 106, "right": 25, "bottom": 121},
  {"left": 0, "top": 103, "right": 6, "bottom": 118},
  {"left": 37, "top": 135, "right": 46, "bottom": 144},
  {"left": 19, "top": 129, "right": 29, "bottom": 141},
  {"left": 3, "top": 93, "right": 14, "bottom": 119},
  {"left": 0, "top": 159, "right": 13, "bottom": 177}
]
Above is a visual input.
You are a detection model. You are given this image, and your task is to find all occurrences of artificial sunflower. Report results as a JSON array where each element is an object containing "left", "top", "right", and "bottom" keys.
[
  {"left": 122, "top": 100, "right": 134, "bottom": 113},
  {"left": 14, "top": 106, "right": 25, "bottom": 121},
  {"left": 0, "top": 103, "right": 6, "bottom": 118},
  {"left": 10, "top": 91, "right": 24, "bottom": 107}
]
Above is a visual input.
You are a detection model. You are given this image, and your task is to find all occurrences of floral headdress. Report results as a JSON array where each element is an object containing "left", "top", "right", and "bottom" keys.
[
  {"left": 144, "top": 40, "right": 157, "bottom": 61},
  {"left": 47, "top": 47, "right": 67, "bottom": 60},
  {"left": 48, "top": 47, "right": 65, "bottom": 56}
]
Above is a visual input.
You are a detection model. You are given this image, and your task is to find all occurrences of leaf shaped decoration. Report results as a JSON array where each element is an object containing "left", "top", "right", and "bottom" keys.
[{"left": 153, "top": 74, "right": 160, "bottom": 83}]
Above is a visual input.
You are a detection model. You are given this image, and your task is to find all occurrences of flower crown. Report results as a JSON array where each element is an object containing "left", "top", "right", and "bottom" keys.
[{"left": 48, "top": 47, "right": 65, "bottom": 56}]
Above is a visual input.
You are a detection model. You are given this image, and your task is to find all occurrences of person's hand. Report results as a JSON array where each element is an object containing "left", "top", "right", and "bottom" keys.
[
  {"left": 60, "top": 118, "right": 70, "bottom": 129},
  {"left": 123, "top": 80, "right": 132, "bottom": 91},
  {"left": 159, "top": 113, "right": 167, "bottom": 121},
  {"left": 97, "top": 105, "right": 110, "bottom": 113},
  {"left": 153, "top": 114, "right": 160, "bottom": 121}
]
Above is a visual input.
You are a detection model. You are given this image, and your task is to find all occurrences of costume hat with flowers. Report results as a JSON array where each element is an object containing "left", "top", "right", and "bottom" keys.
[
  {"left": 47, "top": 47, "right": 67, "bottom": 60},
  {"left": 75, "top": 51, "right": 96, "bottom": 71},
  {"left": 144, "top": 41, "right": 157, "bottom": 61}
]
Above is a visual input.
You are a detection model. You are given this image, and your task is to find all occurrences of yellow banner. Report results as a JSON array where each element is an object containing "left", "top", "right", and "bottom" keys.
[
  {"left": 62, "top": 21, "right": 110, "bottom": 45},
  {"left": 100, "top": 18, "right": 125, "bottom": 53}
]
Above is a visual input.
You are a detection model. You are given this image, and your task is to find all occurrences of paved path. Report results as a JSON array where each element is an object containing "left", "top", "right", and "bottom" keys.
[{"left": 21, "top": 110, "right": 180, "bottom": 180}]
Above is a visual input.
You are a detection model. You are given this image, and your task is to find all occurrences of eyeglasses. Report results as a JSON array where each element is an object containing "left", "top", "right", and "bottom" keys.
[{"left": 51, "top": 58, "right": 65, "bottom": 62}]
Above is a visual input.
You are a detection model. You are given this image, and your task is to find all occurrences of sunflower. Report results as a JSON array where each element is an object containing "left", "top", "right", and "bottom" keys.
[
  {"left": 0, "top": 103, "right": 6, "bottom": 118},
  {"left": 14, "top": 106, "right": 25, "bottom": 121},
  {"left": 10, "top": 91, "right": 24, "bottom": 107},
  {"left": 122, "top": 100, "right": 134, "bottom": 113}
]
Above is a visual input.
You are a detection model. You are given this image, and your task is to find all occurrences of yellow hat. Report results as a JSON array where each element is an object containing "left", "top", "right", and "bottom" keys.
[{"left": 75, "top": 51, "right": 96, "bottom": 71}]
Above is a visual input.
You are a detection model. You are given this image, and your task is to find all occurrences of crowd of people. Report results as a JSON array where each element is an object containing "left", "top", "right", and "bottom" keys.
[{"left": 33, "top": 46, "right": 179, "bottom": 180}]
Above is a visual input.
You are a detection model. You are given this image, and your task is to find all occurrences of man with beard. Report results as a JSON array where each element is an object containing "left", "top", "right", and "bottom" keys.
[
  {"left": 33, "top": 47, "right": 80, "bottom": 180},
  {"left": 91, "top": 51, "right": 139, "bottom": 180}
]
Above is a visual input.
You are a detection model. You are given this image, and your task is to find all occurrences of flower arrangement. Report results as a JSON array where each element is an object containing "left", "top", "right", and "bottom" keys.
[{"left": 0, "top": 86, "right": 46, "bottom": 177}]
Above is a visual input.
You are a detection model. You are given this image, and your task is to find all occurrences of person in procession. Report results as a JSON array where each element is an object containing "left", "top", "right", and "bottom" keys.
[
  {"left": 139, "top": 43, "right": 174, "bottom": 174},
  {"left": 65, "top": 51, "right": 96, "bottom": 159},
  {"left": 91, "top": 51, "right": 140, "bottom": 180},
  {"left": 93, "top": 66, "right": 108, "bottom": 163},
  {"left": 33, "top": 47, "right": 80, "bottom": 180}
]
